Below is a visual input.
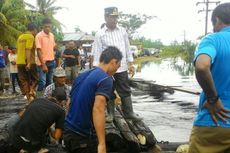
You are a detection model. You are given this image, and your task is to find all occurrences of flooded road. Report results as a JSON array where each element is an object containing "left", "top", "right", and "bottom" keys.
[
  {"left": 132, "top": 58, "right": 200, "bottom": 142},
  {"left": 0, "top": 57, "right": 201, "bottom": 143}
]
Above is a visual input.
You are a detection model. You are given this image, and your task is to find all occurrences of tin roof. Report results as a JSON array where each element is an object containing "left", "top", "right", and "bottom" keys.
[{"left": 63, "top": 32, "right": 94, "bottom": 42}]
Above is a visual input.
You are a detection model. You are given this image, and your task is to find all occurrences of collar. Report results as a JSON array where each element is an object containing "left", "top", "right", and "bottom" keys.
[
  {"left": 103, "top": 25, "right": 120, "bottom": 32},
  {"left": 41, "top": 30, "right": 50, "bottom": 36},
  {"left": 220, "top": 26, "right": 230, "bottom": 32},
  {"left": 25, "top": 31, "right": 32, "bottom": 34}
]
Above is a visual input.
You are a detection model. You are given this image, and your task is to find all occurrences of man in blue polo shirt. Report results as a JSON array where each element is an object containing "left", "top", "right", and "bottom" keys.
[
  {"left": 64, "top": 46, "right": 122, "bottom": 153},
  {"left": 188, "top": 3, "right": 230, "bottom": 153}
]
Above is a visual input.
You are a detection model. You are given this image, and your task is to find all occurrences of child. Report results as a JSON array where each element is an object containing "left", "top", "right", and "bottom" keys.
[{"left": 8, "top": 47, "right": 20, "bottom": 94}]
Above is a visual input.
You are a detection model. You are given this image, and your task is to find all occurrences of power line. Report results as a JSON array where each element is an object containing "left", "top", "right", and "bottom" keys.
[{"left": 196, "top": 0, "right": 220, "bottom": 35}]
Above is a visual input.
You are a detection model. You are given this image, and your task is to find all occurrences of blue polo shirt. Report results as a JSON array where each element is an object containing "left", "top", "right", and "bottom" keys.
[
  {"left": 65, "top": 67, "right": 113, "bottom": 137},
  {"left": 193, "top": 26, "right": 230, "bottom": 127},
  {"left": 0, "top": 50, "right": 6, "bottom": 68}
]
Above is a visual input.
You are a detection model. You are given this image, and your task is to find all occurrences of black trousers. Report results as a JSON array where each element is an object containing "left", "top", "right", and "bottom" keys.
[
  {"left": 63, "top": 129, "right": 97, "bottom": 153},
  {"left": 8, "top": 133, "right": 43, "bottom": 153},
  {"left": 112, "top": 71, "right": 131, "bottom": 99}
]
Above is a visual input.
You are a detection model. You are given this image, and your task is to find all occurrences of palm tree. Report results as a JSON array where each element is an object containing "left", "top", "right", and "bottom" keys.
[
  {"left": 0, "top": 0, "right": 27, "bottom": 45},
  {"left": 25, "top": 0, "right": 63, "bottom": 32}
]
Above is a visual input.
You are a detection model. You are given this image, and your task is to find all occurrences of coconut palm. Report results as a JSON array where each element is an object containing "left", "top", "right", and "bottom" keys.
[
  {"left": 0, "top": 0, "right": 27, "bottom": 45},
  {"left": 25, "top": 0, "right": 63, "bottom": 32}
]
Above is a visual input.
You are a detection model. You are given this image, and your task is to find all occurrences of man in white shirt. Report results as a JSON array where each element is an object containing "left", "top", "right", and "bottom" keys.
[{"left": 92, "top": 7, "right": 142, "bottom": 122}]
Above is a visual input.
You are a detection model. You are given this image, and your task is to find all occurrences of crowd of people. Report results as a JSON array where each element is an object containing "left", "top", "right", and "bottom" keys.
[
  {"left": 0, "top": 19, "right": 88, "bottom": 102},
  {"left": 1, "top": 2, "right": 230, "bottom": 153}
]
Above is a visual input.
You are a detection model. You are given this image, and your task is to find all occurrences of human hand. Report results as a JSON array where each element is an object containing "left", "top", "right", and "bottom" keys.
[
  {"left": 26, "top": 63, "right": 31, "bottom": 71},
  {"left": 11, "top": 61, "right": 16, "bottom": 65},
  {"left": 203, "top": 98, "right": 230, "bottom": 126},
  {"left": 98, "top": 144, "right": 106, "bottom": 153},
  {"left": 70, "top": 55, "right": 75, "bottom": 59},
  {"left": 41, "top": 64, "right": 48, "bottom": 73},
  {"left": 128, "top": 64, "right": 135, "bottom": 78}
]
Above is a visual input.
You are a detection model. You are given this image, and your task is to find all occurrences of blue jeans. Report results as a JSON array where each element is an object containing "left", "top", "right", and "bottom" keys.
[{"left": 37, "top": 60, "right": 55, "bottom": 91}]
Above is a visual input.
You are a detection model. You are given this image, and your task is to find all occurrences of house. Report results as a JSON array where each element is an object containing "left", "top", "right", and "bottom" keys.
[{"left": 62, "top": 32, "right": 94, "bottom": 48}]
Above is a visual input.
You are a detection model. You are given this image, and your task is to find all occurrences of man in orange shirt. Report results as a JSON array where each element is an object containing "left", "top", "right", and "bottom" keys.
[{"left": 36, "top": 18, "right": 56, "bottom": 92}]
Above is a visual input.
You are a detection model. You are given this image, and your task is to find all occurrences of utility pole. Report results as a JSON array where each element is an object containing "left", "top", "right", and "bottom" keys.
[{"left": 196, "top": 0, "right": 220, "bottom": 35}]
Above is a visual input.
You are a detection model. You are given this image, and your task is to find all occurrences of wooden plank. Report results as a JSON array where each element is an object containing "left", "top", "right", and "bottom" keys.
[{"left": 129, "top": 78, "right": 200, "bottom": 95}]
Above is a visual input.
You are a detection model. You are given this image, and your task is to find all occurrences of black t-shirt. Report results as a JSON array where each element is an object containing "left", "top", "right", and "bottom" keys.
[
  {"left": 63, "top": 48, "right": 79, "bottom": 67},
  {"left": 15, "top": 98, "right": 65, "bottom": 142}
]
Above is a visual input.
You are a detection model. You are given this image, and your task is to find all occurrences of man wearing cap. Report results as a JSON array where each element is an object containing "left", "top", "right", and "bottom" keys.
[
  {"left": 7, "top": 87, "right": 66, "bottom": 153},
  {"left": 92, "top": 7, "right": 141, "bottom": 122},
  {"left": 44, "top": 67, "right": 71, "bottom": 111}
]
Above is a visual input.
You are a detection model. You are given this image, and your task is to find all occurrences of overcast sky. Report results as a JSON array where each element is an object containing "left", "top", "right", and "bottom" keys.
[{"left": 25, "top": 0, "right": 229, "bottom": 44}]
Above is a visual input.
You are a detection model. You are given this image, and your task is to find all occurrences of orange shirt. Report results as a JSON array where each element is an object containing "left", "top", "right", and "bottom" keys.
[{"left": 35, "top": 31, "right": 56, "bottom": 63}]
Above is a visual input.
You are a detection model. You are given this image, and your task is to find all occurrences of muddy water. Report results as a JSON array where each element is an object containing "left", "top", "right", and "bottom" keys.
[
  {"left": 0, "top": 96, "right": 25, "bottom": 128},
  {"left": 132, "top": 58, "right": 200, "bottom": 142}
]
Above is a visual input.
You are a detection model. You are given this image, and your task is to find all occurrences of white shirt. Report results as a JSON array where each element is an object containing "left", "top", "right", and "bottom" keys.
[
  {"left": 78, "top": 49, "right": 85, "bottom": 56},
  {"left": 8, "top": 53, "right": 18, "bottom": 73},
  {"left": 92, "top": 26, "right": 133, "bottom": 73}
]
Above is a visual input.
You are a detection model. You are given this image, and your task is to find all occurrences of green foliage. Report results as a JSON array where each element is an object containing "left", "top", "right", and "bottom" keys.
[
  {"left": 160, "top": 40, "right": 197, "bottom": 63},
  {"left": 118, "top": 12, "right": 156, "bottom": 39},
  {"left": 0, "top": 0, "right": 27, "bottom": 46},
  {"left": 135, "top": 37, "right": 164, "bottom": 49},
  {"left": 26, "top": 0, "right": 63, "bottom": 40},
  {"left": 52, "top": 27, "right": 63, "bottom": 42}
]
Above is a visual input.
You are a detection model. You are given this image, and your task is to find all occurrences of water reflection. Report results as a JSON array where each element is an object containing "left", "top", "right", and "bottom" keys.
[
  {"left": 132, "top": 58, "right": 200, "bottom": 142},
  {"left": 137, "top": 57, "right": 195, "bottom": 76}
]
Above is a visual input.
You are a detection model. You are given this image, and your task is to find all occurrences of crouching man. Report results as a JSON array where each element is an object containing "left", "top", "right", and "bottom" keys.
[
  {"left": 64, "top": 46, "right": 122, "bottom": 153},
  {"left": 8, "top": 87, "right": 67, "bottom": 153}
]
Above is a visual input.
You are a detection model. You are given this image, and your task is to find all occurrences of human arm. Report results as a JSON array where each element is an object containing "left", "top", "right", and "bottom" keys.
[
  {"left": 25, "top": 48, "right": 31, "bottom": 70},
  {"left": 48, "top": 128, "right": 62, "bottom": 140},
  {"left": 91, "top": 32, "right": 103, "bottom": 67},
  {"left": 35, "top": 34, "right": 48, "bottom": 73},
  {"left": 93, "top": 77, "right": 113, "bottom": 153},
  {"left": 61, "top": 51, "right": 75, "bottom": 59},
  {"left": 37, "top": 48, "right": 48, "bottom": 73},
  {"left": 124, "top": 29, "right": 135, "bottom": 76},
  {"left": 24, "top": 35, "right": 35, "bottom": 70},
  {"left": 49, "top": 109, "right": 65, "bottom": 140},
  {"left": 195, "top": 54, "right": 230, "bottom": 125},
  {"left": 93, "top": 95, "right": 107, "bottom": 153},
  {"left": 77, "top": 55, "right": 81, "bottom": 67}
]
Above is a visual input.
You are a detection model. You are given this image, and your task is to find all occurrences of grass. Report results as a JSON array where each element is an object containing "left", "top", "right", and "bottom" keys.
[{"left": 134, "top": 55, "right": 161, "bottom": 64}]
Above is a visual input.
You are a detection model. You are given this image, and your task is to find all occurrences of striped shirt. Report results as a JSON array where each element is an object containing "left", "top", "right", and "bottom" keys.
[{"left": 92, "top": 26, "right": 133, "bottom": 73}]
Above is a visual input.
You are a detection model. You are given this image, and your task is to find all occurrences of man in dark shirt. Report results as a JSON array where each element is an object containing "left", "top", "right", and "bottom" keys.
[
  {"left": 62, "top": 41, "right": 80, "bottom": 85},
  {"left": 8, "top": 87, "right": 67, "bottom": 153}
]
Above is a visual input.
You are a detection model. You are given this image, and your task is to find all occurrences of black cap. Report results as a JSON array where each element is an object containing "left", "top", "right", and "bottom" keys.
[
  {"left": 52, "top": 87, "right": 67, "bottom": 101},
  {"left": 104, "top": 7, "right": 118, "bottom": 16}
]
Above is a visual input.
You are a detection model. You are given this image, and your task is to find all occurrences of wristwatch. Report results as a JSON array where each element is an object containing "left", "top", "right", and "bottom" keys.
[{"left": 207, "top": 96, "right": 219, "bottom": 104}]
